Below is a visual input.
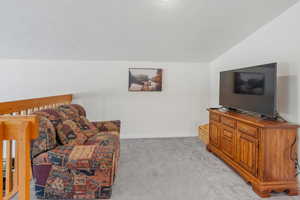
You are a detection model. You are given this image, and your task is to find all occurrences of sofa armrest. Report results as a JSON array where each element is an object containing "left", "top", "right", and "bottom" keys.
[{"left": 92, "top": 120, "right": 121, "bottom": 132}]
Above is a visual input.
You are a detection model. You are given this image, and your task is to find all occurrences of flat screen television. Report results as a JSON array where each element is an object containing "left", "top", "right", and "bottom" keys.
[{"left": 219, "top": 63, "right": 277, "bottom": 118}]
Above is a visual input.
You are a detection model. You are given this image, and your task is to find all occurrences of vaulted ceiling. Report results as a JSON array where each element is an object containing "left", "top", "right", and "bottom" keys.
[{"left": 0, "top": 0, "right": 298, "bottom": 62}]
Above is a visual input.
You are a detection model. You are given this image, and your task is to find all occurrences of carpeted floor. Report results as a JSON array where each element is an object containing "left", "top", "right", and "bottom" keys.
[{"left": 14, "top": 137, "right": 299, "bottom": 200}]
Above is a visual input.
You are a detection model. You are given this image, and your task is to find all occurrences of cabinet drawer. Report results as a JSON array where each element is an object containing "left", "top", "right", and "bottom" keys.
[
  {"left": 221, "top": 127, "right": 236, "bottom": 159},
  {"left": 210, "top": 113, "right": 220, "bottom": 122},
  {"left": 237, "top": 122, "right": 258, "bottom": 138},
  {"left": 223, "top": 128, "right": 233, "bottom": 139},
  {"left": 221, "top": 116, "right": 236, "bottom": 128}
]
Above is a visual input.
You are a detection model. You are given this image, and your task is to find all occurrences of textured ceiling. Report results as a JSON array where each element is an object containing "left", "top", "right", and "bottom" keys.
[{"left": 0, "top": 0, "right": 299, "bottom": 62}]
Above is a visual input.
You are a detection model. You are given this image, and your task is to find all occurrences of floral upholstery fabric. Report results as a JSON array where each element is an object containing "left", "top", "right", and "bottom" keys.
[
  {"left": 85, "top": 131, "right": 120, "bottom": 162},
  {"left": 44, "top": 165, "right": 113, "bottom": 199},
  {"left": 93, "top": 120, "right": 121, "bottom": 132},
  {"left": 71, "top": 104, "right": 87, "bottom": 117},
  {"left": 74, "top": 116, "right": 99, "bottom": 138},
  {"left": 60, "top": 104, "right": 87, "bottom": 117},
  {"left": 85, "top": 132, "right": 119, "bottom": 151},
  {"left": 57, "top": 104, "right": 99, "bottom": 138},
  {"left": 57, "top": 104, "right": 80, "bottom": 120},
  {"left": 33, "top": 143, "right": 116, "bottom": 199},
  {"left": 33, "top": 144, "right": 113, "bottom": 172},
  {"left": 31, "top": 116, "right": 57, "bottom": 158},
  {"left": 31, "top": 104, "right": 120, "bottom": 199},
  {"left": 33, "top": 109, "right": 66, "bottom": 129},
  {"left": 57, "top": 120, "right": 88, "bottom": 145},
  {"left": 33, "top": 145, "right": 73, "bottom": 166},
  {"left": 74, "top": 116, "right": 96, "bottom": 130}
]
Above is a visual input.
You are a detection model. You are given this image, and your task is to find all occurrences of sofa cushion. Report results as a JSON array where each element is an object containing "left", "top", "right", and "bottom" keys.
[
  {"left": 33, "top": 145, "right": 73, "bottom": 166},
  {"left": 67, "top": 145, "right": 114, "bottom": 171},
  {"left": 33, "top": 144, "right": 114, "bottom": 172},
  {"left": 33, "top": 109, "right": 66, "bottom": 129},
  {"left": 31, "top": 116, "right": 57, "bottom": 158},
  {"left": 57, "top": 120, "right": 88, "bottom": 145},
  {"left": 57, "top": 105, "right": 98, "bottom": 138},
  {"left": 57, "top": 105, "right": 80, "bottom": 120},
  {"left": 70, "top": 104, "right": 87, "bottom": 117},
  {"left": 74, "top": 116, "right": 98, "bottom": 138},
  {"left": 58, "top": 104, "right": 86, "bottom": 117},
  {"left": 75, "top": 116, "right": 97, "bottom": 130}
]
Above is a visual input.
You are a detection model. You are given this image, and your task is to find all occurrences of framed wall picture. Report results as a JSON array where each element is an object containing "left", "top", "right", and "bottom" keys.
[{"left": 128, "top": 68, "right": 162, "bottom": 92}]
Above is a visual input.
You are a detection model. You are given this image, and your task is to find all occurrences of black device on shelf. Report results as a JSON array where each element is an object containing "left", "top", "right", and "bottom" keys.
[{"left": 219, "top": 63, "right": 277, "bottom": 118}]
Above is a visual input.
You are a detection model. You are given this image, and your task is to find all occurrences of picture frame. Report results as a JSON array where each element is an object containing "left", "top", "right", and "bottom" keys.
[{"left": 128, "top": 68, "right": 162, "bottom": 92}]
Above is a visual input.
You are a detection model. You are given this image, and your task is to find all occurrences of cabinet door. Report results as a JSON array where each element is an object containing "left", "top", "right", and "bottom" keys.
[
  {"left": 220, "top": 126, "right": 236, "bottom": 160},
  {"left": 237, "top": 131, "right": 258, "bottom": 176},
  {"left": 209, "top": 122, "right": 220, "bottom": 148}
]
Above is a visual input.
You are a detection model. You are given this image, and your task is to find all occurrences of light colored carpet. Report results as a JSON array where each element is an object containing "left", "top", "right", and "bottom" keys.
[{"left": 13, "top": 137, "right": 299, "bottom": 200}]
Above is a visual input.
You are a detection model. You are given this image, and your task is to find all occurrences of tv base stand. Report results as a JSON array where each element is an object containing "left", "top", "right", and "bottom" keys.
[{"left": 207, "top": 109, "right": 299, "bottom": 198}]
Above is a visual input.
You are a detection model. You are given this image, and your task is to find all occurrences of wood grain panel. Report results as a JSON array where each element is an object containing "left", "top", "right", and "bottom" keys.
[
  {"left": 209, "top": 122, "right": 220, "bottom": 148},
  {"left": 237, "top": 131, "right": 258, "bottom": 176},
  {"left": 237, "top": 122, "right": 258, "bottom": 138},
  {"left": 222, "top": 116, "right": 236, "bottom": 129},
  {"left": 210, "top": 113, "right": 220, "bottom": 123},
  {"left": 261, "top": 128, "right": 297, "bottom": 182},
  {"left": 221, "top": 126, "right": 235, "bottom": 159},
  {"left": 207, "top": 109, "right": 299, "bottom": 198},
  {"left": 0, "top": 116, "right": 39, "bottom": 140}
]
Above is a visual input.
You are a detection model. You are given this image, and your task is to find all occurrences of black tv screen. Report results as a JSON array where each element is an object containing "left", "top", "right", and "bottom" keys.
[{"left": 219, "top": 63, "right": 277, "bottom": 118}]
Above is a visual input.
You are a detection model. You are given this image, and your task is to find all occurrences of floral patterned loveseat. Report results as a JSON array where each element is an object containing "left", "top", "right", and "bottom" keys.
[{"left": 30, "top": 104, "right": 120, "bottom": 199}]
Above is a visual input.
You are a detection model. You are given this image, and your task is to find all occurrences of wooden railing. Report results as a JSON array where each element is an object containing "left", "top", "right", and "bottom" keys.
[
  {"left": 0, "top": 94, "right": 73, "bottom": 200},
  {"left": 0, "top": 116, "right": 39, "bottom": 200}
]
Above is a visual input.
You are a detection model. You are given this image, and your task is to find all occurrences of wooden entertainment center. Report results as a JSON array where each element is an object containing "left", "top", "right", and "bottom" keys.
[{"left": 207, "top": 109, "right": 299, "bottom": 198}]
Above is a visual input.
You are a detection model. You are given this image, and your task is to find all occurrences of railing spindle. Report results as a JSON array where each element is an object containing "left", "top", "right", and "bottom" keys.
[
  {"left": 13, "top": 141, "right": 18, "bottom": 189},
  {"left": 5, "top": 141, "right": 13, "bottom": 194},
  {"left": 0, "top": 122, "right": 4, "bottom": 199},
  {"left": 17, "top": 122, "right": 32, "bottom": 200}
]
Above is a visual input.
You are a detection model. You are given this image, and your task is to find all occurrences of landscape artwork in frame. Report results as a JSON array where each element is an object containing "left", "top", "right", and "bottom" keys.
[{"left": 129, "top": 68, "right": 162, "bottom": 92}]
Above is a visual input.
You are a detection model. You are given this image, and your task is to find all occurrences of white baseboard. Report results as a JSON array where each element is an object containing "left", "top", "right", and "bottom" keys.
[{"left": 120, "top": 132, "right": 197, "bottom": 139}]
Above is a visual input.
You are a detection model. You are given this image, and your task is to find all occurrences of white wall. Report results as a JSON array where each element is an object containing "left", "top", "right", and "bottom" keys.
[
  {"left": 0, "top": 59, "right": 210, "bottom": 139},
  {"left": 210, "top": 2, "right": 300, "bottom": 180},
  {"left": 210, "top": 1, "right": 300, "bottom": 123}
]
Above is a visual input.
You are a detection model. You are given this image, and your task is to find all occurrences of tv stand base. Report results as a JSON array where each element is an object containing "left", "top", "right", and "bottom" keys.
[{"left": 252, "top": 183, "right": 299, "bottom": 198}]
